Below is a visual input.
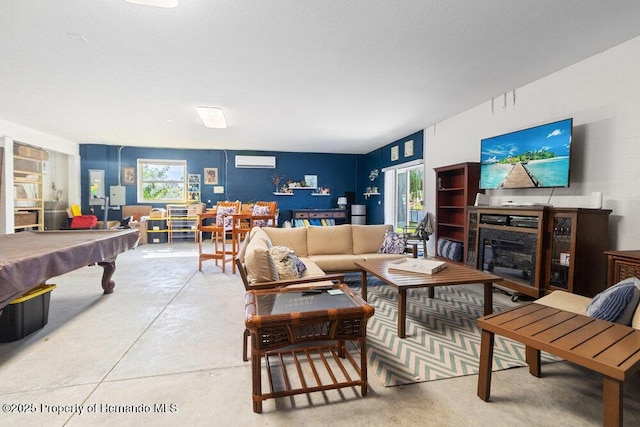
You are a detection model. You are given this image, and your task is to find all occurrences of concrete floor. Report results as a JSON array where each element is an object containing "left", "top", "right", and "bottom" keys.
[{"left": 1, "top": 242, "right": 639, "bottom": 426}]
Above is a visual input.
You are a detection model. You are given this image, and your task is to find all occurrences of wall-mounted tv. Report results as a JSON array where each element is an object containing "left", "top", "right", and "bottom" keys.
[{"left": 480, "top": 118, "right": 573, "bottom": 190}]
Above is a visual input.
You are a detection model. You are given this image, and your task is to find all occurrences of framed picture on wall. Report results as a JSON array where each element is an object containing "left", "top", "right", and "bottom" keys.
[
  {"left": 304, "top": 175, "right": 318, "bottom": 189},
  {"left": 204, "top": 168, "right": 218, "bottom": 185},
  {"left": 121, "top": 166, "right": 136, "bottom": 185},
  {"left": 404, "top": 140, "right": 414, "bottom": 157},
  {"left": 188, "top": 174, "right": 201, "bottom": 201},
  {"left": 391, "top": 145, "right": 399, "bottom": 161}
]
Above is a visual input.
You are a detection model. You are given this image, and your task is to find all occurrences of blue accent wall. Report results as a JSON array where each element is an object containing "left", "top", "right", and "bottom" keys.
[
  {"left": 80, "top": 130, "right": 422, "bottom": 225},
  {"left": 79, "top": 145, "right": 359, "bottom": 224},
  {"left": 358, "top": 130, "right": 424, "bottom": 224}
]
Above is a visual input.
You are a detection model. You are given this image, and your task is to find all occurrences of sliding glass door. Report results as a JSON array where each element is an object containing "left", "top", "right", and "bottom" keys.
[{"left": 384, "top": 162, "right": 424, "bottom": 233}]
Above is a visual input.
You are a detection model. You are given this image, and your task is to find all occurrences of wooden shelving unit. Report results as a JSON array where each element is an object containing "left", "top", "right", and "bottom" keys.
[
  {"left": 434, "top": 162, "right": 482, "bottom": 262},
  {"left": 13, "top": 143, "right": 47, "bottom": 232}
]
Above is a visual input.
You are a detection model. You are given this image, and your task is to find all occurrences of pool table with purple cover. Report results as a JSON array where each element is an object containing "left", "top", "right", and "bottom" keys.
[{"left": 0, "top": 229, "right": 139, "bottom": 312}]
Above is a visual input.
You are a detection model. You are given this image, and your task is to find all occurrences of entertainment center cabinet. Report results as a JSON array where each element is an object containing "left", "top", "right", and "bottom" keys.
[{"left": 466, "top": 206, "right": 611, "bottom": 299}]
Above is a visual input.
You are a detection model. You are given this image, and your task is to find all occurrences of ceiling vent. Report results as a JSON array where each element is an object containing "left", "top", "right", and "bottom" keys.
[{"left": 234, "top": 155, "right": 276, "bottom": 169}]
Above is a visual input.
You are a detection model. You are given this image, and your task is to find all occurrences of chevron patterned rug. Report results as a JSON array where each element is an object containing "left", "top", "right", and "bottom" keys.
[{"left": 349, "top": 278, "right": 560, "bottom": 387}]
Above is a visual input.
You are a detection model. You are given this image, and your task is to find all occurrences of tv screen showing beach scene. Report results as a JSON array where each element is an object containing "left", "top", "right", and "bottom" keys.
[{"left": 480, "top": 118, "right": 572, "bottom": 190}]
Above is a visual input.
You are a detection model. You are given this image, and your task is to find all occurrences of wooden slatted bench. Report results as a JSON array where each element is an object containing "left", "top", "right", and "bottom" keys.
[{"left": 476, "top": 303, "right": 640, "bottom": 427}]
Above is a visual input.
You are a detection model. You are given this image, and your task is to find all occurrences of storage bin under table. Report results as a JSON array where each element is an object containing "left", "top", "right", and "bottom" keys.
[{"left": 0, "top": 284, "right": 56, "bottom": 342}]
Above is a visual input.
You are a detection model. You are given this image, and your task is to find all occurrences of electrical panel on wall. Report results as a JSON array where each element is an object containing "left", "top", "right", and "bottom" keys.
[{"left": 110, "top": 185, "right": 126, "bottom": 206}]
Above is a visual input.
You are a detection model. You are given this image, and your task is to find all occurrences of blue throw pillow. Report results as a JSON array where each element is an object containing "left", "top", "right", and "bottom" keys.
[
  {"left": 586, "top": 277, "right": 640, "bottom": 323},
  {"left": 437, "top": 238, "right": 463, "bottom": 262}
]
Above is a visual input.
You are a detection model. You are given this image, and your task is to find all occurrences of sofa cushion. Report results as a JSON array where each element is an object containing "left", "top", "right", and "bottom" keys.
[
  {"left": 307, "top": 225, "right": 353, "bottom": 256},
  {"left": 244, "top": 229, "right": 277, "bottom": 283},
  {"left": 378, "top": 230, "right": 407, "bottom": 254},
  {"left": 299, "top": 257, "right": 325, "bottom": 277},
  {"left": 263, "top": 227, "right": 308, "bottom": 257},
  {"left": 363, "top": 253, "right": 409, "bottom": 262},
  {"left": 309, "top": 254, "right": 367, "bottom": 272},
  {"left": 617, "top": 279, "right": 640, "bottom": 326},
  {"left": 352, "top": 224, "right": 392, "bottom": 255},
  {"left": 587, "top": 277, "right": 640, "bottom": 324},
  {"left": 632, "top": 303, "right": 640, "bottom": 330},
  {"left": 536, "top": 290, "right": 591, "bottom": 315}
]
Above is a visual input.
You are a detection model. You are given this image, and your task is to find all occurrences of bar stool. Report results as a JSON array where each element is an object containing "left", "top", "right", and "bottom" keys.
[{"left": 197, "top": 201, "right": 241, "bottom": 273}]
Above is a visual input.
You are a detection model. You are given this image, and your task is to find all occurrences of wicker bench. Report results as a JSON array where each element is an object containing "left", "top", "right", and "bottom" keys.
[{"left": 477, "top": 303, "right": 640, "bottom": 427}]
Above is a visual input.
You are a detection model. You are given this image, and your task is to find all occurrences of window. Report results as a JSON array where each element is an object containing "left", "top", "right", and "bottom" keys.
[
  {"left": 383, "top": 160, "right": 424, "bottom": 233},
  {"left": 137, "top": 159, "right": 187, "bottom": 203}
]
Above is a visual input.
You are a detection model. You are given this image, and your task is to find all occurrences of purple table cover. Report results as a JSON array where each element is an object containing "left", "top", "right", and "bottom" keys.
[{"left": 0, "top": 229, "right": 139, "bottom": 310}]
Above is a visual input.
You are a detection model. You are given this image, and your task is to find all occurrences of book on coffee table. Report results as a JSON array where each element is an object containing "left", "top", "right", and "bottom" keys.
[{"left": 388, "top": 258, "right": 447, "bottom": 275}]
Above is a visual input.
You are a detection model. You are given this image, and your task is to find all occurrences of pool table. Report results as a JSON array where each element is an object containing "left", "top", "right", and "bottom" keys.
[{"left": 0, "top": 229, "right": 140, "bottom": 312}]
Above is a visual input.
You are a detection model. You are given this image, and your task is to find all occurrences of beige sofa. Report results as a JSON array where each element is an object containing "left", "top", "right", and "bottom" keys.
[
  {"left": 237, "top": 224, "right": 414, "bottom": 286},
  {"left": 537, "top": 290, "right": 640, "bottom": 330}
]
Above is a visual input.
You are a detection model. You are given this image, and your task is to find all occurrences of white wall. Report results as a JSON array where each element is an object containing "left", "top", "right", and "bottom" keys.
[
  {"left": 0, "top": 120, "right": 80, "bottom": 233},
  {"left": 424, "top": 35, "right": 640, "bottom": 251}
]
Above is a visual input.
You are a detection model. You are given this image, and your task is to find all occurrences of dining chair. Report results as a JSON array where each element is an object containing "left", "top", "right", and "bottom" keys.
[
  {"left": 197, "top": 200, "right": 241, "bottom": 273},
  {"left": 250, "top": 201, "right": 277, "bottom": 228}
]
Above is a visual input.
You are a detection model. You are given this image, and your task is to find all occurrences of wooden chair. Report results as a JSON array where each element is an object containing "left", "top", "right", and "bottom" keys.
[
  {"left": 250, "top": 201, "right": 277, "bottom": 228},
  {"left": 230, "top": 201, "right": 278, "bottom": 261},
  {"left": 197, "top": 200, "right": 241, "bottom": 273}
]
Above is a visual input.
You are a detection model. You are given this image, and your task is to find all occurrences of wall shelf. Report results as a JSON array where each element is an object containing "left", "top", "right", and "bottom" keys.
[
  {"left": 288, "top": 186, "right": 316, "bottom": 190},
  {"left": 273, "top": 192, "right": 294, "bottom": 196},
  {"left": 363, "top": 192, "right": 380, "bottom": 199},
  {"left": 311, "top": 193, "right": 331, "bottom": 196}
]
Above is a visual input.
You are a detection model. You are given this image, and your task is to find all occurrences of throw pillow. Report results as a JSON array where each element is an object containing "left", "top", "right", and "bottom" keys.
[
  {"left": 586, "top": 277, "right": 640, "bottom": 323},
  {"left": 437, "top": 238, "right": 463, "bottom": 262},
  {"left": 268, "top": 246, "right": 300, "bottom": 280},
  {"left": 215, "top": 206, "right": 236, "bottom": 229},
  {"left": 252, "top": 205, "right": 271, "bottom": 227},
  {"left": 378, "top": 230, "right": 408, "bottom": 254},
  {"left": 294, "top": 256, "right": 307, "bottom": 276}
]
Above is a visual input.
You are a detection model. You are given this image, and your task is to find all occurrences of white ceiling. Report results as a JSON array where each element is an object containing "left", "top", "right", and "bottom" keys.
[{"left": 2, "top": 1, "right": 640, "bottom": 154}]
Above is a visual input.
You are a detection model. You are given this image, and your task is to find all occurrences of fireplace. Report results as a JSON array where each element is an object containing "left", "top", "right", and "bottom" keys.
[{"left": 478, "top": 228, "right": 538, "bottom": 288}]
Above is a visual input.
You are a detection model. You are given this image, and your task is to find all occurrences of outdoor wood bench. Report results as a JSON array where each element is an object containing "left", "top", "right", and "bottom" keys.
[{"left": 476, "top": 303, "right": 640, "bottom": 427}]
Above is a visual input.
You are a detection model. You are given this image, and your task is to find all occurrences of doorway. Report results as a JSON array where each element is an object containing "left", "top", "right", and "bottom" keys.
[{"left": 384, "top": 161, "right": 424, "bottom": 233}]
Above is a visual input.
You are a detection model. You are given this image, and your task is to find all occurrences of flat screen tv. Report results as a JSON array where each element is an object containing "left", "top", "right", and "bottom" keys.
[{"left": 479, "top": 118, "right": 572, "bottom": 190}]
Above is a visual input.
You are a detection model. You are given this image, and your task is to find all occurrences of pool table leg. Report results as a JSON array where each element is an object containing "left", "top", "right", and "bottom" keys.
[{"left": 97, "top": 260, "right": 116, "bottom": 294}]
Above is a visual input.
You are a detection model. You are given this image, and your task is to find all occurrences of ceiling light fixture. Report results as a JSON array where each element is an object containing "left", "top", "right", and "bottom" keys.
[
  {"left": 196, "top": 107, "right": 227, "bottom": 129},
  {"left": 125, "top": 0, "right": 178, "bottom": 8}
]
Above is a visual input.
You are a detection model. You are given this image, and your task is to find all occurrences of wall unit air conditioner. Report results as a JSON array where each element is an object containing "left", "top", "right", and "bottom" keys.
[{"left": 234, "top": 155, "right": 276, "bottom": 169}]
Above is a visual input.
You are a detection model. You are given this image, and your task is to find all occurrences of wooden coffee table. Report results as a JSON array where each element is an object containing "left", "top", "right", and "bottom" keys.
[
  {"left": 245, "top": 283, "right": 374, "bottom": 413},
  {"left": 355, "top": 259, "right": 502, "bottom": 338}
]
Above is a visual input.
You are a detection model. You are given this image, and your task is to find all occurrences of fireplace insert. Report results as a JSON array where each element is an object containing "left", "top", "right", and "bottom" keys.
[{"left": 478, "top": 228, "right": 538, "bottom": 288}]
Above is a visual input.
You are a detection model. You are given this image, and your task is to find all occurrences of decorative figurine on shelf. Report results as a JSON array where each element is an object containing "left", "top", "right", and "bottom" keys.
[
  {"left": 271, "top": 174, "right": 284, "bottom": 193},
  {"left": 279, "top": 184, "right": 292, "bottom": 194}
]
